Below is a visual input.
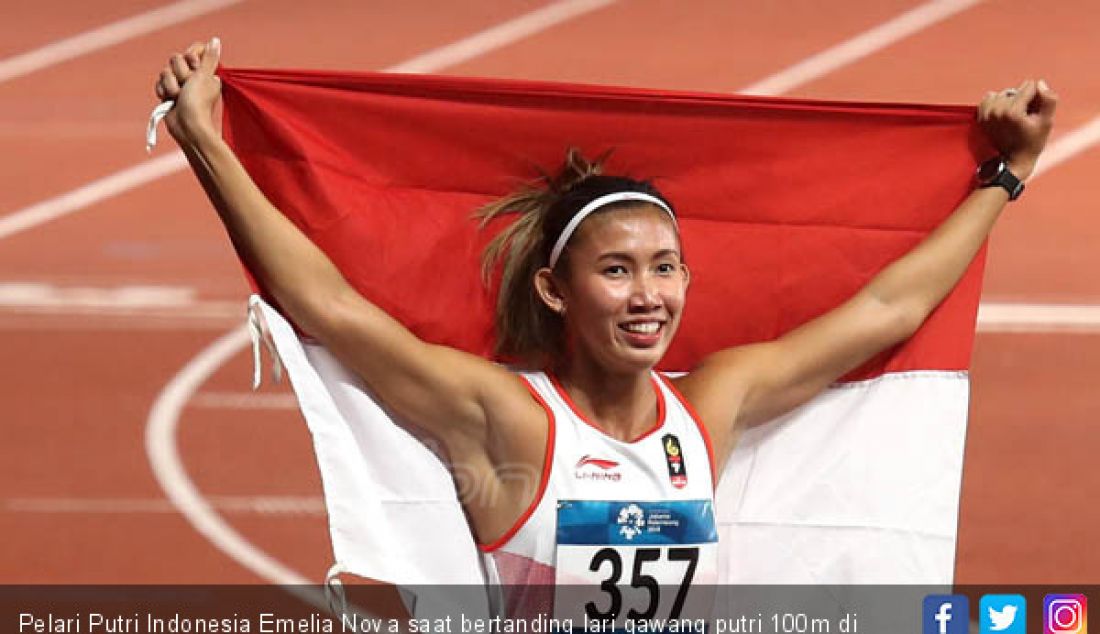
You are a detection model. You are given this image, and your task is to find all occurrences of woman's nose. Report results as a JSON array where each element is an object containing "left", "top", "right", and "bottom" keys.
[{"left": 628, "top": 275, "right": 661, "bottom": 310}]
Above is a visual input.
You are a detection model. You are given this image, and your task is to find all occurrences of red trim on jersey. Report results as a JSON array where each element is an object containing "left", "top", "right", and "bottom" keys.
[
  {"left": 478, "top": 375, "right": 556, "bottom": 553},
  {"left": 656, "top": 373, "right": 718, "bottom": 490},
  {"left": 548, "top": 373, "right": 666, "bottom": 444},
  {"left": 631, "top": 380, "right": 667, "bottom": 442}
]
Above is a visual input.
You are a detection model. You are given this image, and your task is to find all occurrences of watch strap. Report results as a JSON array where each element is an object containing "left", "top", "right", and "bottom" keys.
[{"left": 978, "top": 157, "right": 1025, "bottom": 201}]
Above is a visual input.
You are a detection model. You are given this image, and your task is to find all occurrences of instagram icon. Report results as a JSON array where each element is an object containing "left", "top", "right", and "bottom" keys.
[{"left": 1045, "top": 594, "right": 1088, "bottom": 634}]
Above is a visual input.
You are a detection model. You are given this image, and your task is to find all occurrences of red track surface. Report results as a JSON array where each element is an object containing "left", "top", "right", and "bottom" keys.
[{"left": 2, "top": 0, "right": 1097, "bottom": 584}]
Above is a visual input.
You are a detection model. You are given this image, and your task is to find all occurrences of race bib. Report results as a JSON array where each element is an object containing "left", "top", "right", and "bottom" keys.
[{"left": 554, "top": 500, "right": 718, "bottom": 627}]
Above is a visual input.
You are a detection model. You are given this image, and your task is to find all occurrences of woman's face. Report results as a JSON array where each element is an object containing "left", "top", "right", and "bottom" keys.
[{"left": 550, "top": 204, "right": 689, "bottom": 375}]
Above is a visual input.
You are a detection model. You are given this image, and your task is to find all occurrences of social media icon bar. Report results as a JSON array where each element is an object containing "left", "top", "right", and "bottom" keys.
[
  {"left": 1045, "top": 594, "right": 1088, "bottom": 634},
  {"left": 924, "top": 595, "right": 970, "bottom": 634},
  {"left": 980, "top": 595, "right": 1026, "bottom": 634}
]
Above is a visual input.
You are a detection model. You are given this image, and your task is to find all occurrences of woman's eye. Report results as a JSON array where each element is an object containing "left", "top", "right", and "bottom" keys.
[
  {"left": 656, "top": 263, "right": 676, "bottom": 274},
  {"left": 604, "top": 265, "right": 627, "bottom": 276}
]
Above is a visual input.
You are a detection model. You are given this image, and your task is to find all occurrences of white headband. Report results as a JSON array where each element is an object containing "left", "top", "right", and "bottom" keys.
[{"left": 548, "top": 192, "right": 675, "bottom": 269}]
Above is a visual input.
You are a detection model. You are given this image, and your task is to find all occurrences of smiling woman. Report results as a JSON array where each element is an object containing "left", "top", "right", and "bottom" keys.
[
  {"left": 480, "top": 150, "right": 688, "bottom": 379},
  {"left": 473, "top": 152, "right": 716, "bottom": 614},
  {"left": 554, "top": 203, "right": 686, "bottom": 371},
  {"left": 155, "top": 35, "right": 1056, "bottom": 619}
]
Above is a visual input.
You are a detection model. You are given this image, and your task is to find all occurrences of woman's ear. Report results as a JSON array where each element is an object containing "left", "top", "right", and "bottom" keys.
[
  {"left": 534, "top": 267, "right": 566, "bottom": 314},
  {"left": 681, "top": 262, "right": 691, "bottom": 289}
]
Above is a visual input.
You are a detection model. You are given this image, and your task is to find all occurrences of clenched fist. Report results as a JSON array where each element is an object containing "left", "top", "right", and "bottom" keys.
[
  {"left": 978, "top": 79, "right": 1058, "bottom": 181},
  {"left": 154, "top": 37, "right": 223, "bottom": 146}
]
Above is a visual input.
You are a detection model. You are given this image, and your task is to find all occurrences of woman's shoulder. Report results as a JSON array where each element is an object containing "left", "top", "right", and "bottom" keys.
[{"left": 477, "top": 364, "right": 553, "bottom": 426}]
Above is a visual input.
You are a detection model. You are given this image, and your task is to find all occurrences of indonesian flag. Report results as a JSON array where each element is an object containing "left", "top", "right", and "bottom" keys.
[{"left": 218, "top": 68, "right": 985, "bottom": 587}]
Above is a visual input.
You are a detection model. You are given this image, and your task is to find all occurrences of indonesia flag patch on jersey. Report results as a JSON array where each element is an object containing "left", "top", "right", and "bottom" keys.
[{"left": 662, "top": 434, "right": 688, "bottom": 488}]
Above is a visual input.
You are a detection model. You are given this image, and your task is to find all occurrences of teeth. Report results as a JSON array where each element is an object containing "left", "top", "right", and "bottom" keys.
[{"left": 623, "top": 322, "right": 660, "bottom": 334}]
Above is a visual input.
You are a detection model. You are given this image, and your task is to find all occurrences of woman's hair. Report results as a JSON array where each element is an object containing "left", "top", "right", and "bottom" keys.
[{"left": 478, "top": 148, "right": 674, "bottom": 368}]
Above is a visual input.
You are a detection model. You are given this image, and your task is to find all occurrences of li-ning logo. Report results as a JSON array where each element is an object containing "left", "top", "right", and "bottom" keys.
[{"left": 574, "top": 455, "right": 622, "bottom": 481}]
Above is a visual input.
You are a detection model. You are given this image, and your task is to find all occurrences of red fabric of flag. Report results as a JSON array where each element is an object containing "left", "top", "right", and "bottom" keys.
[{"left": 218, "top": 68, "right": 987, "bottom": 378}]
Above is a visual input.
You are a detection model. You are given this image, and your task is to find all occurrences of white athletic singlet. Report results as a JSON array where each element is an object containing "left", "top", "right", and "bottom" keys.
[{"left": 481, "top": 371, "right": 718, "bottom": 620}]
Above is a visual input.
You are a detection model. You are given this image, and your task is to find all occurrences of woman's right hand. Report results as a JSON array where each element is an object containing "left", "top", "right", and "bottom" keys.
[{"left": 154, "top": 37, "right": 223, "bottom": 146}]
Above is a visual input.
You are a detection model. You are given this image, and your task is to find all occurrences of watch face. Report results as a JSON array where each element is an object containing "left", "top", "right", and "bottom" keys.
[{"left": 977, "top": 158, "right": 1005, "bottom": 183}]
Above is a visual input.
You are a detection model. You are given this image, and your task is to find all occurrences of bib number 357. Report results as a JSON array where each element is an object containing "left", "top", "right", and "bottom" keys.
[
  {"left": 585, "top": 546, "right": 699, "bottom": 620},
  {"left": 554, "top": 500, "right": 718, "bottom": 624}
]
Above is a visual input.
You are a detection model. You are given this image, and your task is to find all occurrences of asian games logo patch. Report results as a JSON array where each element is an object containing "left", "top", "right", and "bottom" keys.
[
  {"left": 617, "top": 503, "right": 646, "bottom": 540},
  {"left": 662, "top": 434, "right": 688, "bottom": 488}
]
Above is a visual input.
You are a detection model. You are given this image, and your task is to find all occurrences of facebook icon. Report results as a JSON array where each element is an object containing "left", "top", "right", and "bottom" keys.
[{"left": 924, "top": 595, "right": 970, "bottom": 634}]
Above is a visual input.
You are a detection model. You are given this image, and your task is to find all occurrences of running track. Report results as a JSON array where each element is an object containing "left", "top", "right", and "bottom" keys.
[{"left": 2, "top": 0, "right": 1098, "bottom": 584}]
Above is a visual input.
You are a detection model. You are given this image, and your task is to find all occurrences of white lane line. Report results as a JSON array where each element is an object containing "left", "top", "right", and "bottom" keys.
[
  {"left": 1033, "top": 114, "right": 1100, "bottom": 178},
  {"left": 978, "top": 303, "right": 1100, "bottom": 333},
  {"left": 740, "top": 0, "right": 984, "bottom": 96},
  {"left": 736, "top": 0, "right": 1100, "bottom": 178},
  {"left": 190, "top": 391, "right": 299, "bottom": 409},
  {"left": 0, "top": 282, "right": 195, "bottom": 307},
  {"left": 146, "top": 326, "right": 310, "bottom": 582},
  {"left": 0, "top": 152, "right": 187, "bottom": 241},
  {"left": 388, "top": 0, "right": 615, "bottom": 74},
  {"left": 0, "top": 0, "right": 617, "bottom": 242},
  {"left": 0, "top": 304, "right": 241, "bottom": 320},
  {"left": 0, "top": 0, "right": 244, "bottom": 84},
  {"left": 0, "top": 315, "right": 238, "bottom": 331},
  {"left": 0, "top": 282, "right": 242, "bottom": 321},
  {"left": 5, "top": 495, "right": 325, "bottom": 515}
]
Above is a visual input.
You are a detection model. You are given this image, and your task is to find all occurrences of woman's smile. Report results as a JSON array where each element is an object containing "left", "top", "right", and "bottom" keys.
[{"left": 618, "top": 319, "right": 665, "bottom": 347}]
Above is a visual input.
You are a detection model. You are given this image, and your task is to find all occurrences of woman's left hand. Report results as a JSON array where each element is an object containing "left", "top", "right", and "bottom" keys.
[{"left": 978, "top": 79, "right": 1058, "bottom": 181}]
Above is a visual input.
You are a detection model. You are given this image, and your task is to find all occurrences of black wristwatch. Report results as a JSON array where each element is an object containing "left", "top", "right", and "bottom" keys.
[{"left": 976, "top": 156, "right": 1025, "bottom": 201}]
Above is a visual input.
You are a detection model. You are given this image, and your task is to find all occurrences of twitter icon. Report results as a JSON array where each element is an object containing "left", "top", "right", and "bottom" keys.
[{"left": 980, "top": 595, "right": 1026, "bottom": 634}]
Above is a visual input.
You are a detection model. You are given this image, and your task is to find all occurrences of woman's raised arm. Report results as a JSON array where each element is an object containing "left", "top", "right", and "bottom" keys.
[
  {"left": 679, "top": 80, "right": 1058, "bottom": 463},
  {"left": 154, "top": 40, "right": 545, "bottom": 486}
]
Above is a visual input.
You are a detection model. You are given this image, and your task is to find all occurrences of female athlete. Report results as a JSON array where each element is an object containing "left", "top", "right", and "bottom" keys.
[{"left": 155, "top": 38, "right": 1057, "bottom": 606}]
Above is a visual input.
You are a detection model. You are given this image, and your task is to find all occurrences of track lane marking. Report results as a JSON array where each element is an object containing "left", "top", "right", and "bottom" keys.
[
  {"left": 0, "top": 0, "right": 619, "bottom": 242},
  {"left": 190, "top": 391, "right": 298, "bottom": 409},
  {"left": 740, "top": 0, "right": 984, "bottom": 96},
  {"left": 0, "top": 152, "right": 187, "bottom": 241},
  {"left": 387, "top": 0, "right": 617, "bottom": 74},
  {"left": 0, "top": 0, "right": 245, "bottom": 84},
  {"left": 0, "top": 282, "right": 242, "bottom": 323},
  {"left": 0, "top": 282, "right": 195, "bottom": 307},
  {"left": 1033, "top": 114, "right": 1100, "bottom": 178},
  {"left": 5, "top": 495, "right": 324, "bottom": 515},
  {"left": 977, "top": 303, "right": 1100, "bottom": 333},
  {"left": 145, "top": 325, "right": 310, "bottom": 582}
]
